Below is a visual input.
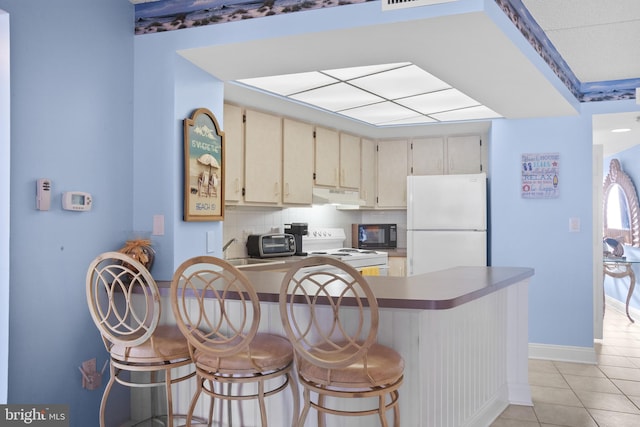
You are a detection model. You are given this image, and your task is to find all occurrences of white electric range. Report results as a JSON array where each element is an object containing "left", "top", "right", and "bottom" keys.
[{"left": 302, "top": 227, "right": 388, "bottom": 272}]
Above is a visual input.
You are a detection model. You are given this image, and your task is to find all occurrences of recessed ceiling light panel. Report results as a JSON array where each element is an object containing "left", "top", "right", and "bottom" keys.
[
  {"left": 349, "top": 64, "right": 450, "bottom": 99},
  {"left": 291, "top": 82, "right": 384, "bottom": 112},
  {"left": 339, "top": 101, "right": 421, "bottom": 124},
  {"left": 238, "top": 72, "right": 338, "bottom": 96},
  {"left": 323, "top": 62, "right": 411, "bottom": 81},
  {"left": 397, "top": 89, "right": 479, "bottom": 114},
  {"left": 431, "top": 105, "right": 501, "bottom": 121}
]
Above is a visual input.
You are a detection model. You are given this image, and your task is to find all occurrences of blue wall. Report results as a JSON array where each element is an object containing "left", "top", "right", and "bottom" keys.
[
  {"left": 490, "top": 116, "right": 594, "bottom": 346},
  {"left": 3, "top": 0, "right": 640, "bottom": 425},
  {"left": 1, "top": 0, "right": 134, "bottom": 425}
]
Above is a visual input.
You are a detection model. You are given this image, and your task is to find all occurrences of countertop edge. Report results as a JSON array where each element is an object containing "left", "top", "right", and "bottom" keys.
[{"left": 157, "top": 266, "right": 534, "bottom": 310}]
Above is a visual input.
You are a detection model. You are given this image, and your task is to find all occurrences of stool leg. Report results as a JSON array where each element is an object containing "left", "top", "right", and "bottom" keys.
[
  {"left": 378, "top": 394, "right": 389, "bottom": 427},
  {"left": 188, "top": 376, "right": 204, "bottom": 427},
  {"left": 288, "top": 371, "right": 300, "bottom": 427},
  {"left": 165, "top": 368, "right": 174, "bottom": 427},
  {"left": 100, "top": 363, "right": 116, "bottom": 427}
]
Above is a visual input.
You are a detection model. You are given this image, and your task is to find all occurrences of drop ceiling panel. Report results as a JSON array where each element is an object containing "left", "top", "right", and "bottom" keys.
[{"left": 179, "top": 11, "right": 578, "bottom": 122}]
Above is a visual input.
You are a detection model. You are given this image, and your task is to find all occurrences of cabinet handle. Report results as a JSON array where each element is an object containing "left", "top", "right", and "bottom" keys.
[
  {"left": 285, "top": 183, "right": 290, "bottom": 196},
  {"left": 274, "top": 182, "right": 280, "bottom": 197},
  {"left": 235, "top": 178, "right": 240, "bottom": 193},
  {"left": 341, "top": 168, "right": 346, "bottom": 186}
]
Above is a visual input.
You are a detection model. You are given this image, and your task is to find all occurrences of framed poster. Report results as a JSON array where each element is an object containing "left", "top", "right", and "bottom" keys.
[
  {"left": 521, "top": 152, "right": 559, "bottom": 199},
  {"left": 183, "top": 108, "right": 225, "bottom": 221}
]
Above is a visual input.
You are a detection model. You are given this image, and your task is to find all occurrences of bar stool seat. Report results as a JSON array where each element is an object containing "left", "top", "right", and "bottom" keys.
[{"left": 298, "top": 342, "right": 404, "bottom": 388}]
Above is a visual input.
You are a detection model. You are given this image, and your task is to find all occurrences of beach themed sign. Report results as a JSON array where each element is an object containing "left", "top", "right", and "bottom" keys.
[
  {"left": 521, "top": 152, "right": 560, "bottom": 199},
  {"left": 183, "top": 108, "right": 225, "bottom": 221}
]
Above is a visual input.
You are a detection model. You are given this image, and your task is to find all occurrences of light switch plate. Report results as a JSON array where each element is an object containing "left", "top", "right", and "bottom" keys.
[
  {"left": 206, "top": 231, "right": 215, "bottom": 253},
  {"left": 569, "top": 217, "right": 581, "bottom": 232}
]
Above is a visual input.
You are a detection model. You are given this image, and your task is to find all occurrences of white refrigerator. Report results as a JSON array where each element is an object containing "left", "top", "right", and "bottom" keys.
[{"left": 407, "top": 173, "right": 487, "bottom": 276}]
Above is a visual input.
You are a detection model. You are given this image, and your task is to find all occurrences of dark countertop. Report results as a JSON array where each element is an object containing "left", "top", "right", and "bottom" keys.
[{"left": 158, "top": 264, "right": 534, "bottom": 311}]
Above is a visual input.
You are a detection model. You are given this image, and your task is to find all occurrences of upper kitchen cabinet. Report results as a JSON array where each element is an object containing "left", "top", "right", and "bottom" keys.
[
  {"left": 223, "top": 104, "right": 244, "bottom": 203},
  {"left": 339, "top": 133, "right": 361, "bottom": 189},
  {"left": 410, "top": 135, "right": 483, "bottom": 175},
  {"left": 377, "top": 139, "right": 409, "bottom": 208},
  {"left": 244, "top": 109, "right": 282, "bottom": 204},
  {"left": 282, "top": 118, "right": 314, "bottom": 205},
  {"left": 411, "top": 137, "right": 445, "bottom": 175},
  {"left": 360, "top": 138, "right": 376, "bottom": 208},
  {"left": 446, "top": 135, "right": 483, "bottom": 174},
  {"left": 314, "top": 127, "right": 360, "bottom": 190}
]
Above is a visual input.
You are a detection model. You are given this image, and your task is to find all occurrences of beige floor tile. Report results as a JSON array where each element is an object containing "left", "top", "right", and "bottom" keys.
[
  {"left": 612, "top": 378, "right": 640, "bottom": 397},
  {"left": 628, "top": 356, "right": 640, "bottom": 368},
  {"left": 596, "top": 343, "right": 626, "bottom": 356},
  {"left": 563, "top": 374, "right": 619, "bottom": 393},
  {"left": 554, "top": 361, "right": 606, "bottom": 377},
  {"left": 533, "top": 403, "right": 597, "bottom": 427},
  {"left": 626, "top": 394, "right": 640, "bottom": 407},
  {"left": 574, "top": 389, "right": 640, "bottom": 413},
  {"left": 529, "top": 371, "right": 569, "bottom": 388},
  {"left": 588, "top": 408, "right": 640, "bottom": 427},
  {"left": 600, "top": 365, "right": 640, "bottom": 381},
  {"left": 530, "top": 385, "right": 581, "bottom": 407},
  {"left": 490, "top": 419, "right": 539, "bottom": 427},
  {"left": 597, "top": 354, "right": 637, "bottom": 368},
  {"left": 529, "top": 359, "right": 559, "bottom": 374},
  {"left": 498, "top": 404, "right": 538, "bottom": 421}
]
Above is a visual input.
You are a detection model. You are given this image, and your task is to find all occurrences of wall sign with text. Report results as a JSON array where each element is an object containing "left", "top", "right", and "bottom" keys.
[{"left": 521, "top": 152, "right": 560, "bottom": 199}]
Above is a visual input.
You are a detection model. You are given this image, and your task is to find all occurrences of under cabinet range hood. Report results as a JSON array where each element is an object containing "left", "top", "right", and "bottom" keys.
[{"left": 312, "top": 187, "right": 365, "bottom": 207}]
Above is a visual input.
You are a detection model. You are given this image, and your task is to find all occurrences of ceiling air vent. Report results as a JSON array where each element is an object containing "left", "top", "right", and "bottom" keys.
[{"left": 382, "top": 0, "right": 458, "bottom": 11}]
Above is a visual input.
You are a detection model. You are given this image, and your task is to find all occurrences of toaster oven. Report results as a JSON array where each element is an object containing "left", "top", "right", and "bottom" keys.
[{"left": 246, "top": 233, "right": 296, "bottom": 258}]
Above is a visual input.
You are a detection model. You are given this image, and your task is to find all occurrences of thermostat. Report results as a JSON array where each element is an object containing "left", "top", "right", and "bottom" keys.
[{"left": 62, "top": 191, "right": 92, "bottom": 211}]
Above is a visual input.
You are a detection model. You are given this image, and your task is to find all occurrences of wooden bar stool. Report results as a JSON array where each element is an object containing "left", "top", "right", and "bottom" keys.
[
  {"left": 170, "top": 255, "right": 299, "bottom": 426},
  {"left": 279, "top": 256, "right": 404, "bottom": 427},
  {"left": 86, "top": 251, "right": 194, "bottom": 427}
]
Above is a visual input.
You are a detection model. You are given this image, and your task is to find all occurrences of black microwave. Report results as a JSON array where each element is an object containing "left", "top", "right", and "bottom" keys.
[{"left": 351, "top": 224, "right": 397, "bottom": 249}]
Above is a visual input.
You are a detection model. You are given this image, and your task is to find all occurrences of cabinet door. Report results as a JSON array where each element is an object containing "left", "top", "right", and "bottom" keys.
[
  {"left": 360, "top": 138, "right": 376, "bottom": 208},
  {"left": 339, "top": 133, "right": 360, "bottom": 189},
  {"left": 446, "top": 135, "right": 482, "bottom": 174},
  {"left": 411, "top": 137, "right": 444, "bottom": 175},
  {"left": 223, "top": 104, "right": 244, "bottom": 203},
  {"left": 244, "top": 109, "right": 282, "bottom": 204},
  {"left": 377, "top": 140, "right": 409, "bottom": 208},
  {"left": 314, "top": 127, "right": 339, "bottom": 187},
  {"left": 283, "top": 118, "right": 314, "bottom": 205}
]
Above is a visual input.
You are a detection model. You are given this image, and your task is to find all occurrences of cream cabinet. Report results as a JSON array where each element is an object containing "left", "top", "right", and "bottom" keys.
[
  {"left": 388, "top": 256, "right": 406, "bottom": 277},
  {"left": 410, "top": 135, "right": 482, "bottom": 175},
  {"left": 360, "top": 138, "right": 376, "bottom": 208},
  {"left": 223, "top": 104, "right": 244, "bottom": 203},
  {"left": 314, "top": 127, "right": 360, "bottom": 190},
  {"left": 339, "top": 133, "right": 360, "bottom": 189},
  {"left": 244, "top": 109, "right": 282, "bottom": 204},
  {"left": 282, "top": 118, "right": 314, "bottom": 205},
  {"left": 446, "top": 135, "right": 482, "bottom": 174},
  {"left": 411, "top": 137, "right": 445, "bottom": 175},
  {"left": 377, "top": 139, "right": 409, "bottom": 208}
]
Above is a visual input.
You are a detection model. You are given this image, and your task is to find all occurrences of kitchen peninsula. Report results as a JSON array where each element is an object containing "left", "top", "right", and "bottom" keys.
[{"left": 156, "top": 265, "right": 533, "bottom": 427}]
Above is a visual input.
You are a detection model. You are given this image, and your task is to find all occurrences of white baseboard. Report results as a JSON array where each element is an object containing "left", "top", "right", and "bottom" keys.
[{"left": 529, "top": 343, "right": 597, "bottom": 364}]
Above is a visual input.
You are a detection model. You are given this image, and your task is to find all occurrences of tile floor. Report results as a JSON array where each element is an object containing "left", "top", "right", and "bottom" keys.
[{"left": 491, "top": 304, "right": 640, "bottom": 427}]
